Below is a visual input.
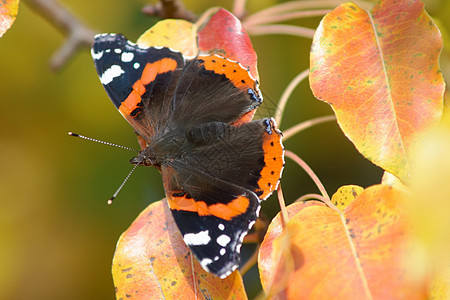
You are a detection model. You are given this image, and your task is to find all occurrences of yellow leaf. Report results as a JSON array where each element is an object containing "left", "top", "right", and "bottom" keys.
[
  {"left": 0, "top": 0, "right": 19, "bottom": 38},
  {"left": 331, "top": 185, "right": 364, "bottom": 211},
  {"left": 137, "top": 19, "right": 197, "bottom": 56}
]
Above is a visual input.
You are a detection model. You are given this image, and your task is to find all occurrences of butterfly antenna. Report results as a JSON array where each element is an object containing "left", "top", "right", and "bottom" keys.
[
  {"left": 68, "top": 132, "right": 138, "bottom": 152},
  {"left": 107, "top": 163, "right": 139, "bottom": 205}
]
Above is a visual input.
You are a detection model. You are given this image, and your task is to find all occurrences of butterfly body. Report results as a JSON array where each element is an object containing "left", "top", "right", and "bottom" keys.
[{"left": 92, "top": 33, "right": 284, "bottom": 278}]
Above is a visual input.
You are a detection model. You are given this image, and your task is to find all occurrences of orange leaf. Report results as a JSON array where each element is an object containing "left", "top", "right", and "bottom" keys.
[
  {"left": 0, "top": 0, "right": 19, "bottom": 38},
  {"left": 112, "top": 200, "right": 247, "bottom": 299},
  {"left": 259, "top": 185, "right": 426, "bottom": 299},
  {"left": 309, "top": 0, "right": 444, "bottom": 182}
]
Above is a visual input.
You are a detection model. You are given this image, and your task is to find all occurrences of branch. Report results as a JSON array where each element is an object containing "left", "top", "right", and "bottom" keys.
[
  {"left": 23, "top": 0, "right": 96, "bottom": 71},
  {"left": 142, "top": 0, "right": 196, "bottom": 21}
]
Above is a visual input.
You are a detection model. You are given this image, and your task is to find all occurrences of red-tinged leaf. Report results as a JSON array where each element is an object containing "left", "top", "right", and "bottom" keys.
[
  {"left": 112, "top": 200, "right": 247, "bottom": 299},
  {"left": 0, "top": 0, "right": 19, "bottom": 38},
  {"left": 258, "top": 201, "right": 326, "bottom": 298},
  {"left": 197, "top": 8, "right": 259, "bottom": 80},
  {"left": 259, "top": 185, "right": 427, "bottom": 299},
  {"left": 309, "top": 0, "right": 444, "bottom": 182}
]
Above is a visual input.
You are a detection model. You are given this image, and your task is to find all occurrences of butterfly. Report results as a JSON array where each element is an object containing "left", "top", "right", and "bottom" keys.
[{"left": 91, "top": 33, "right": 284, "bottom": 278}]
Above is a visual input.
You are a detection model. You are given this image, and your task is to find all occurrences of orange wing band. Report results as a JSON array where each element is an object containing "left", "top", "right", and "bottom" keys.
[
  {"left": 257, "top": 122, "right": 284, "bottom": 200},
  {"left": 199, "top": 55, "right": 258, "bottom": 92},
  {"left": 168, "top": 193, "right": 250, "bottom": 221},
  {"left": 119, "top": 58, "right": 178, "bottom": 117}
]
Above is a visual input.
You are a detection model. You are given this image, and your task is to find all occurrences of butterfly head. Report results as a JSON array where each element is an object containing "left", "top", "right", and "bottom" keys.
[{"left": 129, "top": 146, "right": 158, "bottom": 167}]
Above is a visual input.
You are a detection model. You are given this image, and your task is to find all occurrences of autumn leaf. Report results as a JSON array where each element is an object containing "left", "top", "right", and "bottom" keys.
[
  {"left": 331, "top": 185, "right": 364, "bottom": 211},
  {"left": 309, "top": 0, "right": 444, "bottom": 182},
  {"left": 196, "top": 8, "right": 259, "bottom": 80},
  {"left": 259, "top": 185, "right": 426, "bottom": 299},
  {"left": 137, "top": 19, "right": 197, "bottom": 56},
  {"left": 0, "top": 0, "right": 19, "bottom": 38},
  {"left": 112, "top": 200, "right": 247, "bottom": 299}
]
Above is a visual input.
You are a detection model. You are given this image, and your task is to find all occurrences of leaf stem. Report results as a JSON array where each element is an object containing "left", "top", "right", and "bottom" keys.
[
  {"left": 246, "top": 24, "right": 315, "bottom": 38},
  {"left": 277, "top": 184, "right": 290, "bottom": 227},
  {"left": 295, "top": 193, "right": 328, "bottom": 203},
  {"left": 284, "top": 150, "right": 330, "bottom": 201},
  {"left": 275, "top": 69, "right": 309, "bottom": 126},
  {"left": 283, "top": 115, "right": 336, "bottom": 141},
  {"left": 244, "top": 9, "right": 331, "bottom": 27},
  {"left": 245, "top": 0, "right": 373, "bottom": 21},
  {"left": 232, "top": 0, "right": 247, "bottom": 19}
]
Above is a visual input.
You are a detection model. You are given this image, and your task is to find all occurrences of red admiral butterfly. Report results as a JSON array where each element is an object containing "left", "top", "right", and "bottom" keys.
[{"left": 91, "top": 33, "right": 284, "bottom": 278}]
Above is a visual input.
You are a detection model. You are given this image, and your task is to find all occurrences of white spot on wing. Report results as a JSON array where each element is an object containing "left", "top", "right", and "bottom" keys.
[
  {"left": 239, "top": 231, "right": 246, "bottom": 243},
  {"left": 100, "top": 65, "right": 124, "bottom": 85},
  {"left": 217, "top": 235, "right": 231, "bottom": 247},
  {"left": 121, "top": 52, "right": 134, "bottom": 62},
  {"left": 183, "top": 230, "right": 211, "bottom": 246},
  {"left": 133, "top": 62, "right": 140, "bottom": 69},
  {"left": 256, "top": 205, "right": 261, "bottom": 216},
  {"left": 114, "top": 48, "right": 122, "bottom": 53},
  {"left": 91, "top": 49, "right": 103, "bottom": 60},
  {"left": 248, "top": 220, "right": 256, "bottom": 230},
  {"left": 220, "top": 248, "right": 226, "bottom": 256},
  {"left": 218, "top": 224, "right": 225, "bottom": 231},
  {"left": 200, "top": 258, "right": 212, "bottom": 272},
  {"left": 220, "top": 270, "right": 232, "bottom": 279}
]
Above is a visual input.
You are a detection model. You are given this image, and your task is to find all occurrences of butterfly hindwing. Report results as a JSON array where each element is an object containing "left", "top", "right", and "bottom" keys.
[{"left": 160, "top": 118, "right": 284, "bottom": 277}]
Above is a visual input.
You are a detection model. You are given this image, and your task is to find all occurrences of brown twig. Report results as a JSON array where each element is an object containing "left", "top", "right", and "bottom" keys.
[
  {"left": 142, "top": 0, "right": 196, "bottom": 21},
  {"left": 23, "top": 0, "right": 96, "bottom": 71}
]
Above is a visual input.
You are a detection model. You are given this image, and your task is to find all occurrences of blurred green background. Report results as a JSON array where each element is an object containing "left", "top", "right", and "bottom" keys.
[{"left": 1, "top": 0, "right": 448, "bottom": 298}]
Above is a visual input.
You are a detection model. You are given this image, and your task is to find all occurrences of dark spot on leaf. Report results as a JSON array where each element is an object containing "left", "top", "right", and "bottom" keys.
[
  {"left": 349, "top": 228, "right": 356, "bottom": 238},
  {"left": 126, "top": 274, "right": 133, "bottom": 278},
  {"left": 122, "top": 267, "right": 133, "bottom": 273},
  {"left": 171, "top": 281, "right": 177, "bottom": 286}
]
